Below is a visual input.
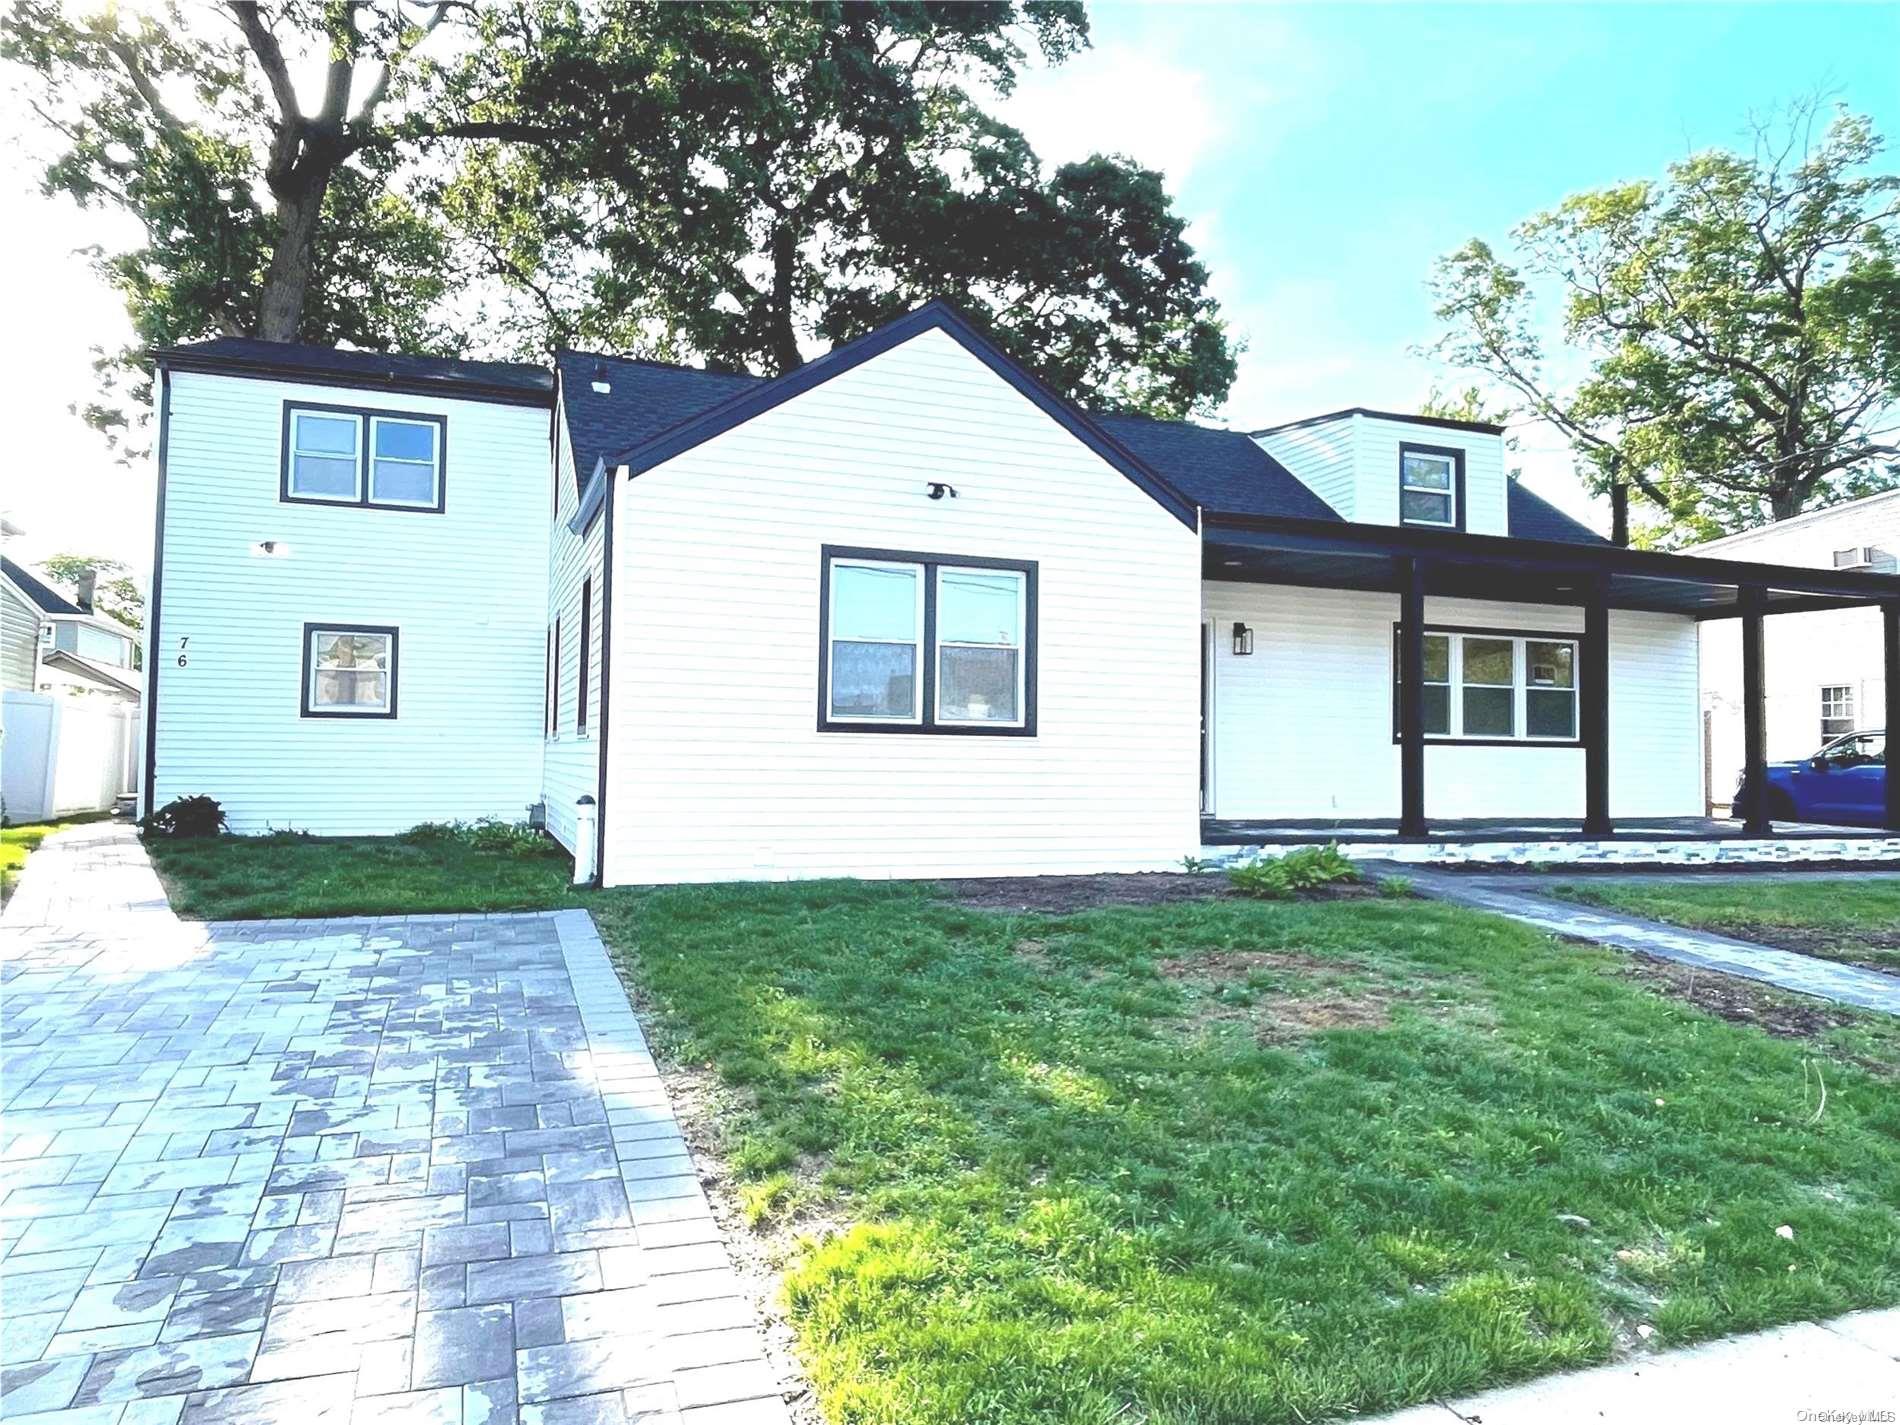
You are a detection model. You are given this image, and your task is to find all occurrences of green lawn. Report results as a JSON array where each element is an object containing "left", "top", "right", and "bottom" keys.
[
  {"left": 1547, "top": 877, "right": 1900, "bottom": 972},
  {"left": 151, "top": 836, "right": 1900, "bottom": 1425},
  {"left": 0, "top": 814, "right": 112, "bottom": 902}
]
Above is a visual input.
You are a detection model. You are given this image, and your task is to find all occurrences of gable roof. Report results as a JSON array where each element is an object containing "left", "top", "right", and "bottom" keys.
[
  {"left": 1, "top": 556, "right": 84, "bottom": 615},
  {"left": 156, "top": 338, "right": 554, "bottom": 406},
  {"left": 597, "top": 302, "right": 1200, "bottom": 529},
  {"left": 1506, "top": 482, "right": 1610, "bottom": 546}
]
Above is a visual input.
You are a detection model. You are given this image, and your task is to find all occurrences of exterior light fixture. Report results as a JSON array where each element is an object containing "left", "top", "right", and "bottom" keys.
[
  {"left": 1232, "top": 622, "right": 1254, "bottom": 656},
  {"left": 927, "top": 482, "right": 958, "bottom": 500}
]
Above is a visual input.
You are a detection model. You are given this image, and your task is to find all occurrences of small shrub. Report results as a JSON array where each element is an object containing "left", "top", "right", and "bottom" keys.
[
  {"left": 399, "top": 818, "right": 551, "bottom": 857},
  {"left": 1379, "top": 875, "right": 1415, "bottom": 899},
  {"left": 143, "top": 794, "right": 226, "bottom": 840},
  {"left": 1228, "top": 843, "right": 1359, "bottom": 900},
  {"left": 1181, "top": 855, "right": 1215, "bottom": 874}
]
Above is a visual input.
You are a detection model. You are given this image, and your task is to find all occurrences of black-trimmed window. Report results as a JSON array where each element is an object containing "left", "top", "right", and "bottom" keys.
[
  {"left": 1399, "top": 442, "right": 1463, "bottom": 530},
  {"left": 819, "top": 546, "right": 1037, "bottom": 735},
  {"left": 1393, "top": 626, "right": 1580, "bottom": 746},
  {"left": 283, "top": 402, "right": 446, "bottom": 511},
  {"left": 1821, "top": 684, "right": 1855, "bottom": 740},
  {"left": 302, "top": 624, "right": 398, "bottom": 718},
  {"left": 577, "top": 576, "right": 592, "bottom": 735}
]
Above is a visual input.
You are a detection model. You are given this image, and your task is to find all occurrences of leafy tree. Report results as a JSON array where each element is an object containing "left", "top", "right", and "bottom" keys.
[
  {"left": 40, "top": 554, "right": 143, "bottom": 636},
  {"left": 1419, "top": 385, "right": 1523, "bottom": 485},
  {"left": 6, "top": 0, "right": 1236, "bottom": 448},
  {"left": 1430, "top": 103, "right": 1900, "bottom": 545}
]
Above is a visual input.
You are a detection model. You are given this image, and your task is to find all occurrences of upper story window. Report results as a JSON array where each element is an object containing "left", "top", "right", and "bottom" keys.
[
  {"left": 284, "top": 403, "right": 445, "bottom": 512},
  {"left": 302, "top": 623, "right": 397, "bottom": 718},
  {"left": 820, "top": 547, "right": 1036, "bottom": 734},
  {"left": 1399, "top": 443, "right": 1461, "bottom": 529}
]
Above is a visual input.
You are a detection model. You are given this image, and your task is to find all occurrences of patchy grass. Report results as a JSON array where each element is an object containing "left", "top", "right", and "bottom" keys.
[
  {"left": 0, "top": 814, "right": 113, "bottom": 903},
  {"left": 145, "top": 830, "right": 581, "bottom": 920},
  {"left": 592, "top": 881, "right": 1900, "bottom": 1425},
  {"left": 1547, "top": 877, "right": 1900, "bottom": 972},
  {"left": 150, "top": 841, "right": 1900, "bottom": 1423}
]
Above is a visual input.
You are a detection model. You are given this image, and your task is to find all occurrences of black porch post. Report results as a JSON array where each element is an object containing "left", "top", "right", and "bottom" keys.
[
  {"left": 1740, "top": 584, "right": 1771, "bottom": 837},
  {"left": 1398, "top": 555, "right": 1428, "bottom": 837},
  {"left": 1581, "top": 575, "right": 1612, "bottom": 837},
  {"left": 1885, "top": 602, "right": 1900, "bottom": 832}
]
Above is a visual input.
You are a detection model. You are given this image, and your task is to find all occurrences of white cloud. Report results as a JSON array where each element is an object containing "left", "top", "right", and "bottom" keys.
[{"left": 999, "top": 43, "right": 1225, "bottom": 182}]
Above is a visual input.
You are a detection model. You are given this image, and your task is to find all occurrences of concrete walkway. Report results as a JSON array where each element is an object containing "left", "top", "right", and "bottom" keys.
[
  {"left": 1372, "top": 1309, "right": 1900, "bottom": 1423},
  {"left": 1400, "top": 865, "right": 1900, "bottom": 1015},
  {"left": 0, "top": 824, "right": 789, "bottom": 1424}
]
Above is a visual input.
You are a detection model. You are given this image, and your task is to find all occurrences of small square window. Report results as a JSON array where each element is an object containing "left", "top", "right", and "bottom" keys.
[
  {"left": 303, "top": 625, "right": 397, "bottom": 717},
  {"left": 1821, "top": 685, "right": 1855, "bottom": 740}
]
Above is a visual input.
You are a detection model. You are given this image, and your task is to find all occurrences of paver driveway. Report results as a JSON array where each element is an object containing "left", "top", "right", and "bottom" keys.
[{"left": 0, "top": 828, "right": 787, "bottom": 1424}]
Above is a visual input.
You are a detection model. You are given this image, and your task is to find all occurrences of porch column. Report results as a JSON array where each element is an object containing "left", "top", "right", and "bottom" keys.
[
  {"left": 1885, "top": 602, "right": 1900, "bottom": 832},
  {"left": 1740, "top": 584, "right": 1771, "bottom": 837},
  {"left": 1581, "top": 576, "right": 1612, "bottom": 837},
  {"left": 1397, "top": 555, "right": 1428, "bottom": 837}
]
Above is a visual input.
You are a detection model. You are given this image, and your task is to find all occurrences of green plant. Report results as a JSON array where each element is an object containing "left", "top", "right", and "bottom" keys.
[
  {"left": 400, "top": 818, "right": 549, "bottom": 857},
  {"left": 1227, "top": 843, "right": 1360, "bottom": 900},
  {"left": 1181, "top": 855, "right": 1214, "bottom": 874},
  {"left": 1379, "top": 875, "right": 1416, "bottom": 899},
  {"left": 143, "top": 794, "right": 226, "bottom": 840}
]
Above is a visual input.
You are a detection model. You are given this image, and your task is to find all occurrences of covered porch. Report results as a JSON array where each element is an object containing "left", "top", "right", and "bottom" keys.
[{"left": 1201, "top": 510, "right": 1900, "bottom": 841}]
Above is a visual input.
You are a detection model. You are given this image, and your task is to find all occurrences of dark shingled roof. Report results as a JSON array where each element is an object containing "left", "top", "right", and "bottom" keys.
[
  {"left": 1092, "top": 414, "right": 1343, "bottom": 522},
  {"left": 157, "top": 338, "right": 554, "bottom": 402},
  {"left": 2, "top": 555, "right": 83, "bottom": 615},
  {"left": 555, "top": 350, "right": 761, "bottom": 491},
  {"left": 1507, "top": 481, "right": 1610, "bottom": 545},
  {"left": 554, "top": 346, "right": 1343, "bottom": 522}
]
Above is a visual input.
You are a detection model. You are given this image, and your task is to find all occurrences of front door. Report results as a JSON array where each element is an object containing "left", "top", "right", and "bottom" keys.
[{"left": 1200, "top": 621, "right": 1213, "bottom": 814}]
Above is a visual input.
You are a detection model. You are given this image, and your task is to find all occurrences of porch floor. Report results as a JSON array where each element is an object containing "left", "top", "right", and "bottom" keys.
[{"left": 1201, "top": 815, "right": 1883, "bottom": 845}]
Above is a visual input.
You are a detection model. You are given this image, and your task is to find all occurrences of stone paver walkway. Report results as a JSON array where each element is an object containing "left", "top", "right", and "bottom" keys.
[
  {"left": 1370, "top": 1307, "right": 1900, "bottom": 1423},
  {"left": 1399, "top": 865, "right": 1900, "bottom": 1015},
  {"left": 0, "top": 825, "right": 788, "bottom": 1424}
]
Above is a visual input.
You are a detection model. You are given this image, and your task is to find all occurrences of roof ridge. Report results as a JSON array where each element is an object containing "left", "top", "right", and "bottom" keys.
[{"left": 555, "top": 347, "right": 765, "bottom": 380}]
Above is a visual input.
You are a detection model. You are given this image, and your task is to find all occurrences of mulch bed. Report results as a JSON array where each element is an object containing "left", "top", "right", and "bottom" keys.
[{"left": 943, "top": 873, "right": 1382, "bottom": 913}]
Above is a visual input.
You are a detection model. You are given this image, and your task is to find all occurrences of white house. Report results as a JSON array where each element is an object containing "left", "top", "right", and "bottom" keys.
[
  {"left": 1695, "top": 490, "right": 1900, "bottom": 813},
  {"left": 2, "top": 556, "right": 141, "bottom": 702},
  {"left": 142, "top": 304, "right": 1900, "bottom": 881}
]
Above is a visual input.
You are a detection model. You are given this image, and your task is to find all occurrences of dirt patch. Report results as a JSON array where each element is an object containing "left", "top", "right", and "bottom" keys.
[
  {"left": 1620, "top": 955, "right": 1866, "bottom": 1044},
  {"left": 946, "top": 872, "right": 1382, "bottom": 913},
  {"left": 1157, "top": 947, "right": 1408, "bottom": 1042},
  {"left": 1155, "top": 948, "right": 1339, "bottom": 980},
  {"left": 1733, "top": 924, "right": 1900, "bottom": 975}
]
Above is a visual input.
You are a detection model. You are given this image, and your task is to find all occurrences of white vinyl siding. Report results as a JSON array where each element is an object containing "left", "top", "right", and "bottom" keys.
[
  {"left": 1, "top": 581, "right": 40, "bottom": 692},
  {"left": 600, "top": 325, "right": 1200, "bottom": 885},
  {"left": 1204, "top": 583, "right": 1701, "bottom": 819},
  {"left": 540, "top": 406, "right": 606, "bottom": 856},
  {"left": 1252, "top": 418, "right": 1358, "bottom": 518},
  {"left": 148, "top": 370, "right": 548, "bottom": 833},
  {"left": 1251, "top": 414, "right": 1509, "bottom": 534}
]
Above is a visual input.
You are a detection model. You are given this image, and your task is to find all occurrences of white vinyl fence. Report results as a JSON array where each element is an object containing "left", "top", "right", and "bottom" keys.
[{"left": 1, "top": 691, "right": 139, "bottom": 823}]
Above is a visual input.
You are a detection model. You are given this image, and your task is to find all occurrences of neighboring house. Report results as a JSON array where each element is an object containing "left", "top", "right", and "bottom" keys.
[
  {"left": 1, "top": 556, "right": 142, "bottom": 702},
  {"left": 1694, "top": 490, "right": 1900, "bottom": 812},
  {"left": 143, "top": 303, "right": 1900, "bottom": 880}
]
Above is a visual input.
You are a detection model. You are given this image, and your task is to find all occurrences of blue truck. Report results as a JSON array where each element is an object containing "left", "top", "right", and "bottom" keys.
[{"left": 1735, "top": 729, "right": 1887, "bottom": 827}]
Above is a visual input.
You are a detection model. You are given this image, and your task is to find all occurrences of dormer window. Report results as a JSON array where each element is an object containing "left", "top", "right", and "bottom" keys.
[{"left": 1399, "top": 443, "right": 1462, "bottom": 530}]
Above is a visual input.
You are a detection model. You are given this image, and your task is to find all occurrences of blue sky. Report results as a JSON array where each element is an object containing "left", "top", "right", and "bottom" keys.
[
  {"left": 1003, "top": 2, "right": 1899, "bottom": 517},
  {"left": 3, "top": 3, "right": 1896, "bottom": 565}
]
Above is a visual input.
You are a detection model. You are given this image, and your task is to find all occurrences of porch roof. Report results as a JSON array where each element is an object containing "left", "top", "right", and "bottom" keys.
[{"left": 1203, "top": 510, "right": 1900, "bottom": 618}]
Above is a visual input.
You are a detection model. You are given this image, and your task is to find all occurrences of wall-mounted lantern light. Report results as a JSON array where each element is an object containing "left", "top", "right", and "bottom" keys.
[
  {"left": 1232, "top": 621, "right": 1254, "bottom": 656},
  {"left": 927, "top": 481, "right": 958, "bottom": 501}
]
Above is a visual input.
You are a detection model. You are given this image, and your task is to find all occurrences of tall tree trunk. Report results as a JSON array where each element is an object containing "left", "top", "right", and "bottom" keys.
[
  {"left": 256, "top": 170, "right": 331, "bottom": 341},
  {"left": 1770, "top": 484, "right": 1804, "bottom": 521},
  {"left": 767, "top": 223, "right": 802, "bottom": 374},
  {"left": 1609, "top": 481, "right": 1629, "bottom": 547}
]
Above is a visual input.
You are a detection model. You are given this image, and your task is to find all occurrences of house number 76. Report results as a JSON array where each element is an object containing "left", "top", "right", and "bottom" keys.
[{"left": 176, "top": 636, "right": 189, "bottom": 668}]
